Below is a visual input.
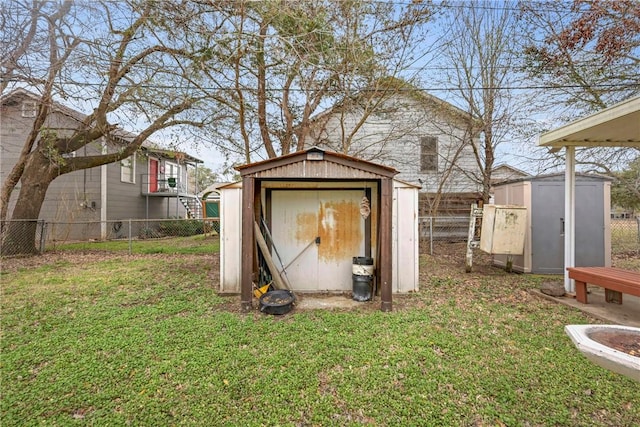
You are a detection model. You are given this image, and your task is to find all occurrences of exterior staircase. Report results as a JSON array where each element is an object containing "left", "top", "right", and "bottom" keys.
[{"left": 179, "top": 195, "right": 203, "bottom": 219}]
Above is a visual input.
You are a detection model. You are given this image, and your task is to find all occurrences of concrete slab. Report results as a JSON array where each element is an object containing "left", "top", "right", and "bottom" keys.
[
  {"left": 294, "top": 294, "right": 375, "bottom": 310},
  {"left": 533, "top": 286, "right": 640, "bottom": 328}
]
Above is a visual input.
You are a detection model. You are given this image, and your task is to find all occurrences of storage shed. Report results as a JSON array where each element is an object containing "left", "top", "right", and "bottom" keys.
[
  {"left": 492, "top": 173, "right": 611, "bottom": 274},
  {"left": 537, "top": 95, "right": 639, "bottom": 292},
  {"left": 219, "top": 147, "right": 419, "bottom": 311}
]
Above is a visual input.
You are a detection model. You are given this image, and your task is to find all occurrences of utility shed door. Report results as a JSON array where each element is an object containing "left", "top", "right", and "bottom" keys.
[
  {"left": 531, "top": 178, "right": 607, "bottom": 274},
  {"left": 270, "top": 190, "right": 365, "bottom": 291},
  {"left": 574, "top": 181, "right": 606, "bottom": 267},
  {"left": 531, "top": 181, "right": 565, "bottom": 274}
]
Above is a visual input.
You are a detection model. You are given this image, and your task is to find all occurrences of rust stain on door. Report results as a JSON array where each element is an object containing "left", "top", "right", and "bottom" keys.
[
  {"left": 317, "top": 199, "right": 362, "bottom": 262},
  {"left": 295, "top": 212, "right": 317, "bottom": 242}
]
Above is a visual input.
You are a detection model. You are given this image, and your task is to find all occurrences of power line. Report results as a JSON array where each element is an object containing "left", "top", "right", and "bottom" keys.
[{"left": 3, "top": 78, "right": 637, "bottom": 93}]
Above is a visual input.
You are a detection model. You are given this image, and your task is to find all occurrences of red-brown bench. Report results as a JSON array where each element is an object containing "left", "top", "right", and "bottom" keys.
[{"left": 567, "top": 267, "right": 640, "bottom": 304}]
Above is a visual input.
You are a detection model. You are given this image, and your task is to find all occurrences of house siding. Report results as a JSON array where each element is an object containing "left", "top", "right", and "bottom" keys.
[
  {"left": 1, "top": 98, "right": 103, "bottom": 240},
  {"left": 308, "top": 96, "right": 482, "bottom": 195},
  {"left": 2, "top": 90, "right": 199, "bottom": 243},
  {"left": 105, "top": 152, "right": 189, "bottom": 221}
]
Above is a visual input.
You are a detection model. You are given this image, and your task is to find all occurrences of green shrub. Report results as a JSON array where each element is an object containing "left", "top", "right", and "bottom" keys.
[{"left": 158, "top": 218, "right": 204, "bottom": 236}]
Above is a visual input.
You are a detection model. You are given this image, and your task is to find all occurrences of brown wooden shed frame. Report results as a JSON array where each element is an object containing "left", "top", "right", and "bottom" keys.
[{"left": 236, "top": 147, "right": 399, "bottom": 312}]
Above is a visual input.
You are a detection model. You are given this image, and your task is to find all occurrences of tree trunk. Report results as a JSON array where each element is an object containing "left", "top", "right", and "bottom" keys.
[{"left": 1, "top": 153, "right": 57, "bottom": 256}]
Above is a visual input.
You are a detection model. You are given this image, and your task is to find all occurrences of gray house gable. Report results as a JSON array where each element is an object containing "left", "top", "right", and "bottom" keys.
[{"left": 1, "top": 89, "right": 203, "bottom": 240}]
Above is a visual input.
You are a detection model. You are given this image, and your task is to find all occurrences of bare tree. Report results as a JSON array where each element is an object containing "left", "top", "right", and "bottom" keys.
[
  {"left": 1, "top": 0, "right": 440, "bottom": 254},
  {"left": 520, "top": 0, "right": 640, "bottom": 177},
  {"left": 194, "top": 0, "right": 436, "bottom": 163},
  {"left": 0, "top": 0, "right": 220, "bottom": 254},
  {"left": 434, "top": 2, "right": 524, "bottom": 204}
]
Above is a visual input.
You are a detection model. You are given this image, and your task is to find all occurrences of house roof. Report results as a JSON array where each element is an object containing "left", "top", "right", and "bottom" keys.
[
  {"left": 308, "top": 77, "right": 479, "bottom": 130},
  {"left": 1, "top": 88, "right": 202, "bottom": 163},
  {"left": 492, "top": 163, "right": 529, "bottom": 175},
  {"left": 143, "top": 147, "right": 203, "bottom": 164},
  {"left": 493, "top": 172, "right": 613, "bottom": 186},
  {"left": 538, "top": 96, "right": 640, "bottom": 152},
  {"left": 236, "top": 146, "right": 398, "bottom": 179},
  {"left": 1, "top": 87, "right": 87, "bottom": 123}
]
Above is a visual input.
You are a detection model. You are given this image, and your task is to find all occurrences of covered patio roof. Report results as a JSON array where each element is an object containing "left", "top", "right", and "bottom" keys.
[
  {"left": 539, "top": 96, "right": 640, "bottom": 151},
  {"left": 537, "top": 96, "right": 640, "bottom": 293}
]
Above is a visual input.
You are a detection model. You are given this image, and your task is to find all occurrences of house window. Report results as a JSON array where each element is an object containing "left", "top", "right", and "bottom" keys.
[
  {"left": 165, "top": 162, "right": 180, "bottom": 190},
  {"left": 420, "top": 136, "right": 438, "bottom": 172},
  {"left": 120, "top": 154, "right": 136, "bottom": 183},
  {"left": 21, "top": 101, "right": 37, "bottom": 118}
]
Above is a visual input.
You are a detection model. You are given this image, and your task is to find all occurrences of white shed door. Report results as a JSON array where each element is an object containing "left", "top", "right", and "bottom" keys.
[{"left": 270, "top": 190, "right": 365, "bottom": 291}]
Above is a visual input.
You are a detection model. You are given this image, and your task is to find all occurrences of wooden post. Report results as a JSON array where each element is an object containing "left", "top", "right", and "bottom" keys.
[
  {"left": 605, "top": 289, "right": 623, "bottom": 304},
  {"left": 380, "top": 178, "right": 393, "bottom": 312},
  {"left": 254, "top": 221, "right": 289, "bottom": 290},
  {"left": 575, "top": 279, "right": 588, "bottom": 304},
  {"left": 465, "top": 204, "right": 477, "bottom": 273},
  {"left": 240, "top": 176, "right": 255, "bottom": 311}
]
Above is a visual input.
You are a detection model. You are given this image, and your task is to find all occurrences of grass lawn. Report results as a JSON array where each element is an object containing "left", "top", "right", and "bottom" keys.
[
  {"left": 46, "top": 234, "right": 219, "bottom": 255},
  {"left": 2, "top": 241, "right": 639, "bottom": 426}
]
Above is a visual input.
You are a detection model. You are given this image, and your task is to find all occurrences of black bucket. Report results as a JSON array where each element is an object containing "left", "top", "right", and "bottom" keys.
[
  {"left": 259, "top": 290, "right": 295, "bottom": 315},
  {"left": 352, "top": 256, "right": 374, "bottom": 302},
  {"left": 352, "top": 274, "right": 373, "bottom": 302}
]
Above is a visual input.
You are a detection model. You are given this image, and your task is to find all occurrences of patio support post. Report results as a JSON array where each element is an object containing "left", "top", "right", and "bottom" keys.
[
  {"left": 380, "top": 177, "right": 393, "bottom": 312},
  {"left": 537, "top": 97, "right": 640, "bottom": 294},
  {"left": 241, "top": 176, "right": 255, "bottom": 311},
  {"left": 564, "top": 146, "right": 576, "bottom": 293}
]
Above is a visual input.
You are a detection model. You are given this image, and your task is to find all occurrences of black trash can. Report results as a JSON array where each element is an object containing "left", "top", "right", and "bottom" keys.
[{"left": 352, "top": 256, "right": 374, "bottom": 301}]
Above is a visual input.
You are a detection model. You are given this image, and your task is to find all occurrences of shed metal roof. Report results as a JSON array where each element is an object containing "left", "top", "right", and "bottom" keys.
[{"left": 236, "top": 147, "right": 398, "bottom": 179}]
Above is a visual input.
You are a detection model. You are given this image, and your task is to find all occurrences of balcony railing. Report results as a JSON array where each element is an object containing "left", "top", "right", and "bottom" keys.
[{"left": 140, "top": 174, "right": 192, "bottom": 196}]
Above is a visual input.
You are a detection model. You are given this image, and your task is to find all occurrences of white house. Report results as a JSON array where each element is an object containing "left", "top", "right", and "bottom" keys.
[{"left": 304, "top": 80, "right": 483, "bottom": 216}]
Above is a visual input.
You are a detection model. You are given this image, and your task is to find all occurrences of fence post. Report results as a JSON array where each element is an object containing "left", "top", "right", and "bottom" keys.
[
  {"left": 429, "top": 217, "right": 433, "bottom": 255},
  {"left": 39, "top": 220, "right": 47, "bottom": 253},
  {"left": 128, "top": 219, "right": 132, "bottom": 255}
]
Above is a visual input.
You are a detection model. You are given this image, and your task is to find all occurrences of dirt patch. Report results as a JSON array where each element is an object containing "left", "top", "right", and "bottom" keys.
[{"left": 589, "top": 329, "right": 640, "bottom": 357}]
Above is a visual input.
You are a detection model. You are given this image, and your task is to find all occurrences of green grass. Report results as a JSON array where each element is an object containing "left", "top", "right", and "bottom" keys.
[
  {"left": 2, "top": 251, "right": 639, "bottom": 426},
  {"left": 47, "top": 234, "right": 219, "bottom": 255}
]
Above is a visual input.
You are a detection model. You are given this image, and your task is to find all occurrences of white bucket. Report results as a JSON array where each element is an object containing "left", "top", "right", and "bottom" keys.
[{"left": 352, "top": 264, "right": 375, "bottom": 276}]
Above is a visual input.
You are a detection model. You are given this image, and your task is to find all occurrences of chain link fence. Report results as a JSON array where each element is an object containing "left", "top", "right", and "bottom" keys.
[
  {"left": 2, "top": 216, "right": 636, "bottom": 258},
  {"left": 419, "top": 216, "right": 639, "bottom": 257},
  {"left": 611, "top": 218, "right": 639, "bottom": 255},
  {"left": 1, "top": 218, "right": 220, "bottom": 256},
  {"left": 0, "top": 220, "right": 48, "bottom": 255},
  {"left": 419, "top": 216, "right": 470, "bottom": 255}
]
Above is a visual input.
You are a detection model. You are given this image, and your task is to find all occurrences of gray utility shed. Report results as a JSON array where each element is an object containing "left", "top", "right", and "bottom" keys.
[
  {"left": 230, "top": 147, "right": 419, "bottom": 312},
  {"left": 493, "top": 173, "right": 611, "bottom": 274}
]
